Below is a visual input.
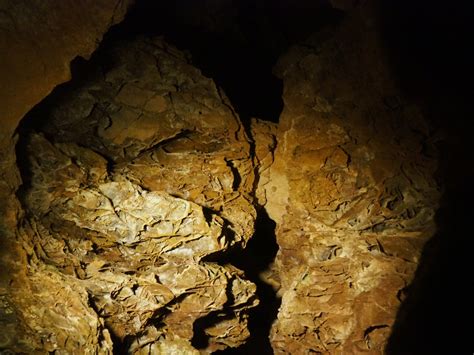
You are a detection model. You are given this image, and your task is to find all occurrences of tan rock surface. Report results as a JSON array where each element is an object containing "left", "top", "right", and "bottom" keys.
[
  {"left": 13, "top": 37, "right": 258, "bottom": 353},
  {"left": 264, "top": 4, "right": 440, "bottom": 353},
  {"left": 251, "top": 118, "right": 278, "bottom": 207},
  {"left": 0, "top": 2, "right": 446, "bottom": 353},
  {"left": 0, "top": 0, "right": 132, "bottom": 139},
  {"left": 0, "top": 1, "right": 132, "bottom": 350}
]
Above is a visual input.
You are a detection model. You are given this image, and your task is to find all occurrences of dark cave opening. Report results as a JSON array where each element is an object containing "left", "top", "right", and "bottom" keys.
[{"left": 102, "top": 0, "right": 344, "bottom": 123}]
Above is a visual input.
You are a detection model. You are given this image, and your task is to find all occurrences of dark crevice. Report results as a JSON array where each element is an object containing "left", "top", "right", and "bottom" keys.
[
  {"left": 225, "top": 159, "right": 242, "bottom": 191},
  {"left": 199, "top": 209, "right": 280, "bottom": 354},
  {"left": 214, "top": 209, "right": 280, "bottom": 355}
]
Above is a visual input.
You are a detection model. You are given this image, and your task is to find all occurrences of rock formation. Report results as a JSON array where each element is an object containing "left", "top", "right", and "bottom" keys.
[
  {"left": 0, "top": 0, "right": 132, "bottom": 350},
  {"left": 12, "top": 37, "right": 259, "bottom": 353},
  {"left": 264, "top": 5, "right": 439, "bottom": 353},
  {"left": 0, "top": 1, "right": 448, "bottom": 353}
]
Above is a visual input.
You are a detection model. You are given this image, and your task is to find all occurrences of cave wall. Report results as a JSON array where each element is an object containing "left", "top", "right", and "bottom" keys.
[
  {"left": 0, "top": 0, "right": 450, "bottom": 353},
  {"left": 0, "top": 0, "right": 132, "bottom": 139},
  {"left": 263, "top": 4, "right": 439, "bottom": 353},
  {"left": 0, "top": 0, "right": 132, "bottom": 350},
  {"left": 0, "top": 0, "right": 132, "bottom": 226}
]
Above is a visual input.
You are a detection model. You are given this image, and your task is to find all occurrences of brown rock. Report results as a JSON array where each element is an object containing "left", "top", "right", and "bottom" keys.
[
  {"left": 0, "top": 1, "right": 132, "bottom": 351},
  {"left": 251, "top": 118, "right": 278, "bottom": 207},
  {"left": 264, "top": 3, "right": 440, "bottom": 353},
  {"left": 0, "top": 0, "right": 133, "bottom": 139},
  {"left": 0, "top": 1, "right": 447, "bottom": 353},
  {"left": 13, "top": 37, "right": 258, "bottom": 353}
]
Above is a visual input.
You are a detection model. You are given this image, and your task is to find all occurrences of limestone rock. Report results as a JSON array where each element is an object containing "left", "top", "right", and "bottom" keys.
[
  {"left": 40, "top": 37, "right": 257, "bottom": 248},
  {"left": 0, "top": 1, "right": 132, "bottom": 350},
  {"left": 11, "top": 37, "right": 258, "bottom": 353},
  {"left": 264, "top": 4, "right": 440, "bottom": 353},
  {"left": 0, "top": 2, "right": 447, "bottom": 353}
]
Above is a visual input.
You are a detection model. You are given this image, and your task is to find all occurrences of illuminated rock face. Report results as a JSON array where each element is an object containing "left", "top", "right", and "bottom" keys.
[
  {"left": 1, "top": 3, "right": 444, "bottom": 354},
  {"left": 16, "top": 38, "right": 257, "bottom": 353},
  {"left": 0, "top": 0, "right": 131, "bottom": 350},
  {"left": 264, "top": 8, "right": 440, "bottom": 353}
]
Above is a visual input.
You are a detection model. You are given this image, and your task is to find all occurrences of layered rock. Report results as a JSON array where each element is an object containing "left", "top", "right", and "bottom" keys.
[
  {"left": 12, "top": 37, "right": 258, "bottom": 353},
  {"left": 264, "top": 5, "right": 440, "bottom": 353},
  {"left": 0, "top": 2, "right": 446, "bottom": 353},
  {"left": 0, "top": 0, "right": 132, "bottom": 350}
]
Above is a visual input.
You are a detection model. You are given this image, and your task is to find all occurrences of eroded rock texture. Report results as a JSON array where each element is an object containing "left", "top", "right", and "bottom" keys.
[
  {"left": 264, "top": 6, "right": 440, "bottom": 353},
  {"left": 1, "top": 2, "right": 446, "bottom": 353},
  {"left": 13, "top": 37, "right": 257, "bottom": 353},
  {"left": 0, "top": 1, "right": 132, "bottom": 350}
]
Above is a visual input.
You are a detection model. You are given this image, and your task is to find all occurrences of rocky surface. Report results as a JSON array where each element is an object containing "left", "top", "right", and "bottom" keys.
[
  {"left": 0, "top": 2, "right": 446, "bottom": 353},
  {"left": 0, "top": 0, "right": 133, "bottom": 236},
  {"left": 264, "top": 5, "right": 440, "bottom": 353},
  {"left": 0, "top": 0, "right": 133, "bottom": 138},
  {"left": 251, "top": 119, "right": 278, "bottom": 208},
  {"left": 0, "top": 0, "right": 132, "bottom": 351},
  {"left": 10, "top": 37, "right": 258, "bottom": 354}
]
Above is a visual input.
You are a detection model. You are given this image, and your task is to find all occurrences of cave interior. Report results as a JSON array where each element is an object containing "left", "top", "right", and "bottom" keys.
[{"left": 2, "top": 0, "right": 474, "bottom": 353}]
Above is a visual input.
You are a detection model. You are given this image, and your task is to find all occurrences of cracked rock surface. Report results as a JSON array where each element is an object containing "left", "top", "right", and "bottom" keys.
[
  {"left": 14, "top": 37, "right": 258, "bottom": 353},
  {"left": 264, "top": 5, "right": 440, "bottom": 353},
  {"left": 1, "top": 3, "right": 446, "bottom": 353}
]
